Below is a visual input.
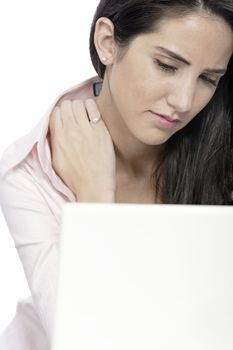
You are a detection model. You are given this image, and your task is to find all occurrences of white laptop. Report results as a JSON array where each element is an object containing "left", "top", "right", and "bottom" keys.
[{"left": 52, "top": 203, "right": 233, "bottom": 350}]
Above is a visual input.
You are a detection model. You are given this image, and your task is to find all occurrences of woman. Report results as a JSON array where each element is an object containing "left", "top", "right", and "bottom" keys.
[{"left": 0, "top": 0, "right": 232, "bottom": 349}]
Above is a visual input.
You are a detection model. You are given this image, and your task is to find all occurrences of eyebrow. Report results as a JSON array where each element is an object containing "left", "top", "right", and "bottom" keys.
[{"left": 154, "top": 46, "right": 227, "bottom": 74}]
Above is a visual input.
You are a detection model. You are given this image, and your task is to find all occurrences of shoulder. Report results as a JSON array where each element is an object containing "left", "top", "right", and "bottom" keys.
[
  {"left": 0, "top": 115, "right": 48, "bottom": 180},
  {"left": 0, "top": 76, "right": 100, "bottom": 180},
  {"left": 56, "top": 76, "right": 101, "bottom": 105}
]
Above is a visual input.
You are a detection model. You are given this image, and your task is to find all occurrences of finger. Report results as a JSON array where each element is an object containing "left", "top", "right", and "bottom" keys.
[
  {"left": 49, "top": 106, "right": 63, "bottom": 153},
  {"left": 50, "top": 106, "right": 63, "bottom": 133},
  {"left": 85, "top": 99, "right": 102, "bottom": 126},
  {"left": 72, "top": 99, "right": 91, "bottom": 129},
  {"left": 60, "top": 100, "right": 76, "bottom": 126}
]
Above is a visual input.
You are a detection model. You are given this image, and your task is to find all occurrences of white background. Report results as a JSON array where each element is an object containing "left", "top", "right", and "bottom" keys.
[{"left": 0, "top": 0, "right": 98, "bottom": 334}]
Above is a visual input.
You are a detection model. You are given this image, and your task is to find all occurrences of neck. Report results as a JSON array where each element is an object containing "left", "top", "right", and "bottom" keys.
[{"left": 96, "top": 78, "right": 163, "bottom": 179}]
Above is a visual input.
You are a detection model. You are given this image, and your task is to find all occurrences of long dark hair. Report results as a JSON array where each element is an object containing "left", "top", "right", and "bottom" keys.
[{"left": 89, "top": 0, "right": 233, "bottom": 204}]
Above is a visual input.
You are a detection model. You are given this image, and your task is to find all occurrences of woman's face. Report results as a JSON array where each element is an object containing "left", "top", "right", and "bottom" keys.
[{"left": 104, "top": 13, "right": 233, "bottom": 146}]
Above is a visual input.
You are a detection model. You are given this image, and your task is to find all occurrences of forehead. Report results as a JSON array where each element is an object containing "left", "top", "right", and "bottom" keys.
[{"left": 135, "top": 13, "right": 233, "bottom": 67}]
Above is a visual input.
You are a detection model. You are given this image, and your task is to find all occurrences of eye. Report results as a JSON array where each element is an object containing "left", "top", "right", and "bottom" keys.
[
  {"left": 154, "top": 59, "right": 218, "bottom": 88},
  {"left": 155, "top": 59, "right": 177, "bottom": 73},
  {"left": 200, "top": 75, "right": 218, "bottom": 87}
]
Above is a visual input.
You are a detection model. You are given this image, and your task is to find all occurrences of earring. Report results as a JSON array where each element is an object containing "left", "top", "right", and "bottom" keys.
[{"left": 102, "top": 56, "right": 107, "bottom": 62}]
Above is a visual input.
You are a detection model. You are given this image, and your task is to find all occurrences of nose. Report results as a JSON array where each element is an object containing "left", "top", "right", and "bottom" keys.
[{"left": 167, "top": 79, "right": 196, "bottom": 114}]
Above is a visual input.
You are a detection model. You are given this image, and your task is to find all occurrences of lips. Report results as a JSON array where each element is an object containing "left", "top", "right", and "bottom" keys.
[
  {"left": 149, "top": 111, "right": 180, "bottom": 129},
  {"left": 153, "top": 112, "right": 180, "bottom": 123}
]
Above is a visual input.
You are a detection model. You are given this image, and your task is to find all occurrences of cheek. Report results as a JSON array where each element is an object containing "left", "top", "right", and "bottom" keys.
[
  {"left": 112, "top": 57, "right": 154, "bottom": 101},
  {"left": 192, "top": 90, "right": 216, "bottom": 118},
  {"left": 127, "top": 63, "right": 164, "bottom": 102},
  {"left": 121, "top": 77, "right": 165, "bottom": 113},
  {"left": 110, "top": 52, "right": 171, "bottom": 112}
]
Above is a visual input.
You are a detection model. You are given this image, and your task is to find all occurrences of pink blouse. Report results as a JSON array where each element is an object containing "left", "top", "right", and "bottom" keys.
[{"left": 0, "top": 76, "right": 100, "bottom": 350}]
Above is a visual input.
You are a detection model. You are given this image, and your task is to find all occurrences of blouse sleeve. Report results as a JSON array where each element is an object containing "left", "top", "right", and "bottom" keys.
[{"left": 0, "top": 160, "right": 61, "bottom": 344}]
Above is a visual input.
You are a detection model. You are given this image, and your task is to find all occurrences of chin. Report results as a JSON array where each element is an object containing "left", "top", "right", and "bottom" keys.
[{"left": 137, "top": 130, "right": 173, "bottom": 146}]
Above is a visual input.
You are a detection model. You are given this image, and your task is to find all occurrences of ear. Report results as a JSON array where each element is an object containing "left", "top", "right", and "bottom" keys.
[{"left": 94, "top": 17, "right": 117, "bottom": 66}]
